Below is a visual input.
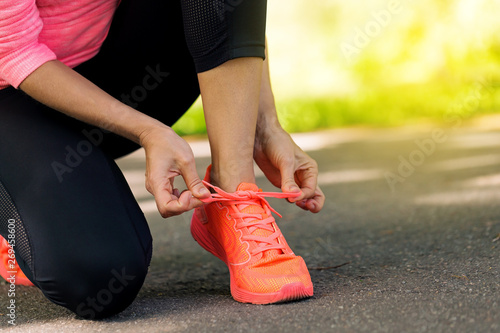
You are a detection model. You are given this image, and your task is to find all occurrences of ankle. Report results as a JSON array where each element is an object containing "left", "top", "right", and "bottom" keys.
[{"left": 210, "top": 164, "right": 255, "bottom": 192}]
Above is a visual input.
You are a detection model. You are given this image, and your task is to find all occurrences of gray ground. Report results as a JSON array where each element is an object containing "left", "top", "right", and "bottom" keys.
[{"left": 1, "top": 119, "right": 499, "bottom": 332}]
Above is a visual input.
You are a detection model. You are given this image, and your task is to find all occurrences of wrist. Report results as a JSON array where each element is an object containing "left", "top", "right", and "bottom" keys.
[
  {"left": 255, "top": 108, "right": 285, "bottom": 146},
  {"left": 102, "top": 100, "right": 170, "bottom": 147},
  {"left": 138, "top": 122, "right": 175, "bottom": 149}
]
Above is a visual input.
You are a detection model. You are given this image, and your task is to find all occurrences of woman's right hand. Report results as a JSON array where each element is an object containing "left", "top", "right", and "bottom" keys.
[{"left": 139, "top": 125, "right": 210, "bottom": 218}]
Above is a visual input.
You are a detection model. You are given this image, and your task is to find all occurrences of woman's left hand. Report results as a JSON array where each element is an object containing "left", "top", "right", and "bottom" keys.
[{"left": 254, "top": 120, "right": 325, "bottom": 213}]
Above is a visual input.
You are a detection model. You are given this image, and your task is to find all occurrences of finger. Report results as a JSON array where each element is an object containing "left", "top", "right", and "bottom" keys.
[
  {"left": 295, "top": 186, "right": 325, "bottom": 213},
  {"left": 155, "top": 191, "right": 181, "bottom": 218},
  {"left": 278, "top": 160, "right": 301, "bottom": 202},
  {"left": 314, "top": 186, "right": 326, "bottom": 211},
  {"left": 305, "top": 189, "right": 325, "bottom": 213},
  {"left": 149, "top": 176, "right": 203, "bottom": 218},
  {"left": 150, "top": 179, "right": 185, "bottom": 218},
  {"left": 295, "top": 165, "right": 318, "bottom": 201},
  {"left": 159, "top": 191, "right": 204, "bottom": 218},
  {"left": 255, "top": 155, "right": 282, "bottom": 189},
  {"left": 180, "top": 162, "right": 210, "bottom": 199},
  {"left": 296, "top": 199, "right": 319, "bottom": 212},
  {"left": 295, "top": 200, "right": 308, "bottom": 210},
  {"left": 151, "top": 179, "right": 174, "bottom": 210},
  {"left": 180, "top": 189, "right": 205, "bottom": 210}
]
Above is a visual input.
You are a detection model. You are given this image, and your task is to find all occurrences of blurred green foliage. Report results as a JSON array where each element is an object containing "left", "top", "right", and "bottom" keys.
[{"left": 173, "top": 0, "right": 500, "bottom": 135}]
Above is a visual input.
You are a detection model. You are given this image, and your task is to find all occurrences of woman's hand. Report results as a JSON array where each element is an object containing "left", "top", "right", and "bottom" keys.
[
  {"left": 140, "top": 126, "right": 210, "bottom": 218},
  {"left": 254, "top": 119, "right": 325, "bottom": 213}
]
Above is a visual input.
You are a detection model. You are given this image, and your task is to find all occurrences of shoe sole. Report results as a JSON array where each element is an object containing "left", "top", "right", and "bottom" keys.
[{"left": 191, "top": 211, "right": 313, "bottom": 304}]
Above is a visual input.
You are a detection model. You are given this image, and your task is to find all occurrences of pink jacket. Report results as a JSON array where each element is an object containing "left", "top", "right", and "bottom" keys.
[{"left": 0, "top": 0, "right": 119, "bottom": 90}]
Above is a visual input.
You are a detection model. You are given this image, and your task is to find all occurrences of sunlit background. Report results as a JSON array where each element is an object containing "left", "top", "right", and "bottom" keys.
[{"left": 173, "top": 0, "right": 500, "bottom": 135}]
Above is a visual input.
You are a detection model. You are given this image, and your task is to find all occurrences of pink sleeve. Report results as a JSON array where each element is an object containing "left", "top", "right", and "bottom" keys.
[{"left": 0, "top": 1, "right": 57, "bottom": 88}]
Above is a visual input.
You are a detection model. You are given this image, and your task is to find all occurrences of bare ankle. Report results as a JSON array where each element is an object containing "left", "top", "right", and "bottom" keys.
[{"left": 210, "top": 164, "right": 255, "bottom": 192}]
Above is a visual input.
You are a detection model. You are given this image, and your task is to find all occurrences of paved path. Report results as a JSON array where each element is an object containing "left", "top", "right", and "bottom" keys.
[{"left": 1, "top": 120, "right": 499, "bottom": 332}]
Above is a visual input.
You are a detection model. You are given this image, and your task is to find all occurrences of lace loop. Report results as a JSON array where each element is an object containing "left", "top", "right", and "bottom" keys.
[{"left": 200, "top": 181, "right": 300, "bottom": 218}]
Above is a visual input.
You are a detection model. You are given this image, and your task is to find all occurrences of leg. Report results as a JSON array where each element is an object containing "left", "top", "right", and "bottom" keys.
[
  {"left": 0, "top": 88, "right": 152, "bottom": 319},
  {"left": 179, "top": 0, "right": 267, "bottom": 191},
  {"left": 198, "top": 58, "right": 263, "bottom": 192},
  {"left": 180, "top": 0, "right": 314, "bottom": 304}
]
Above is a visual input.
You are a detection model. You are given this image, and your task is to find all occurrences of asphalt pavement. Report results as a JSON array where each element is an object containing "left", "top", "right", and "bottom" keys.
[{"left": 1, "top": 117, "right": 499, "bottom": 332}]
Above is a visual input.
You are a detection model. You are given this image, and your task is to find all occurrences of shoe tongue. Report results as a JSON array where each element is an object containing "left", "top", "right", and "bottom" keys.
[
  {"left": 236, "top": 183, "right": 259, "bottom": 192},
  {"left": 236, "top": 183, "right": 281, "bottom": 259}
]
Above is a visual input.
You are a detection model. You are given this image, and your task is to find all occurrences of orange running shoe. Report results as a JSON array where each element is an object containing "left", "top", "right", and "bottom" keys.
[
  {"left": 0, "top": 236, "right": 34, "bottom": 286},
  {"left": 191, "top": 167, "right": 313, "bottom": 304}
]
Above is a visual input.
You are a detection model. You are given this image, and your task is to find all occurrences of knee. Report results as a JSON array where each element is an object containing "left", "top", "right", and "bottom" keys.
[
  {"left": 73, "top": 265, "right": 147, "bottom": 319},
  {"left": 40, "top": 250, "right": 150, "bottom": 320}
]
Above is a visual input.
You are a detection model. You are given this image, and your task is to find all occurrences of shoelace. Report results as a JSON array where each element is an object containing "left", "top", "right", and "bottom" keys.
[{"left": 200, "top": 181, "right": 301, "bottom": 255}]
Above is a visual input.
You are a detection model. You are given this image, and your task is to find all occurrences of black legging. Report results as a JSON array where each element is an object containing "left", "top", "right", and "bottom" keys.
[{"left": 0, "top": 0, "right": 266, "bottom": 319}]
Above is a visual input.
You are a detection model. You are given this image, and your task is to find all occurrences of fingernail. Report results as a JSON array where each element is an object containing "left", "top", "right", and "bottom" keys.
[{"left": 199, "top": 187, "right": 210, "bottom": 195}]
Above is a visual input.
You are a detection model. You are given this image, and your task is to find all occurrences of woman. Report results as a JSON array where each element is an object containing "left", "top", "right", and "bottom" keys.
[{"left": 0, "top": 0, "right": 325, "bottom": 319}]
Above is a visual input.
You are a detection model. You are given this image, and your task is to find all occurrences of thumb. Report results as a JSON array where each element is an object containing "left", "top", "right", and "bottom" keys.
[
  {"left": 181, "top": 164, "right": 210, "bottom": 199},
  {"left": 280, "top": 161, "right": 301, "bottom": 199}
]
